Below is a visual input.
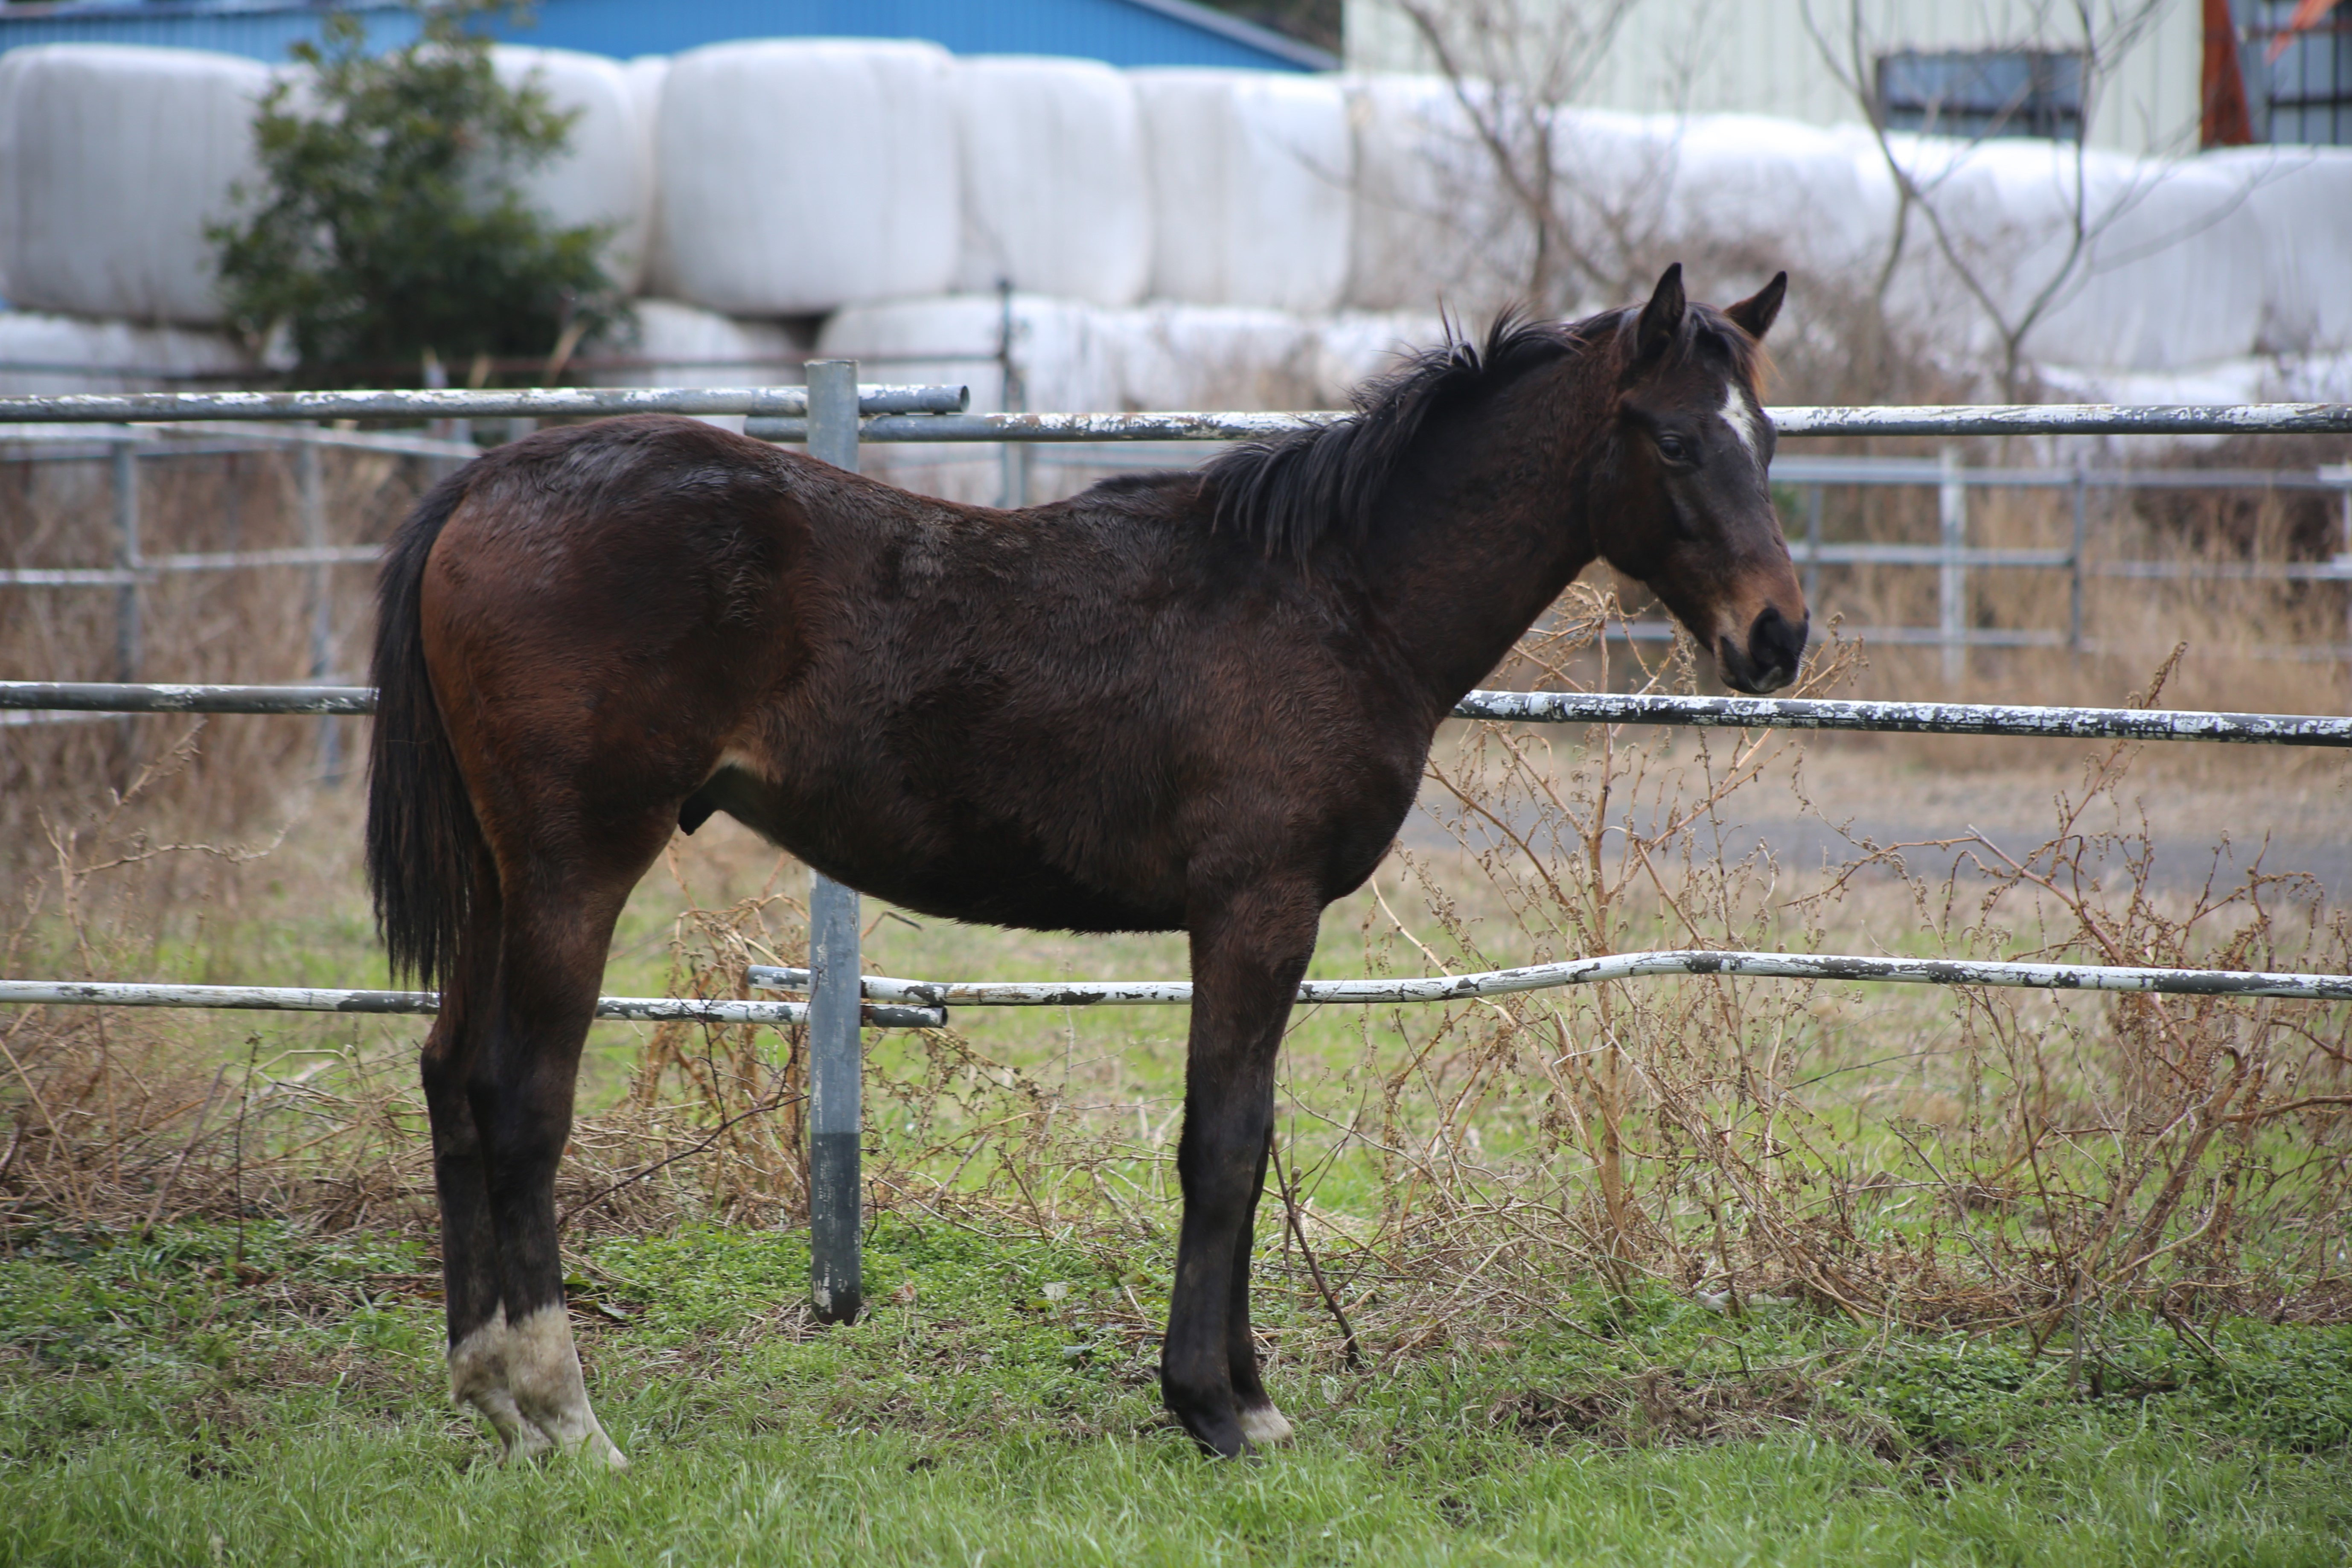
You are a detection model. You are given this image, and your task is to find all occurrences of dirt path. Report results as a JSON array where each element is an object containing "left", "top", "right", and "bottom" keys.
[{"left": 1405, "top": 733, "right": 2352, "bottom": 902}]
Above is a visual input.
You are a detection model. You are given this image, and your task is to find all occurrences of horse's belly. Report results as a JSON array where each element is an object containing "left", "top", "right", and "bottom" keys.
[
  {"left": 869, "top": 855, "right": 1185, "bottom": 935},
  {"left": 696, "top": 765, "right": 1187, "bottom": 934}
]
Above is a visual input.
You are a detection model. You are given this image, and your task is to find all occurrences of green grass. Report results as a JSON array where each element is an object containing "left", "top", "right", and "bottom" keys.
[{"left": 5, "top": 1216, "right": 2348, "bottom": 1566}]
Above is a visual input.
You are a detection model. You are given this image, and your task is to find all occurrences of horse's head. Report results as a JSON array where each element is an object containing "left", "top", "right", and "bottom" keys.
[{"left": 1594, "top": 265, "right": 1807, "bottom": 695}]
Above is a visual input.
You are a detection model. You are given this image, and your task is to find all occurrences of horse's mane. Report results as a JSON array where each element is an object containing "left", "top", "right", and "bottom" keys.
[
  {"left": 1199, "top": 307, "right": 1594, "bottom": 564},
  {"left": 1197, "top": 300, "right": 1767, "bottom": 565}
]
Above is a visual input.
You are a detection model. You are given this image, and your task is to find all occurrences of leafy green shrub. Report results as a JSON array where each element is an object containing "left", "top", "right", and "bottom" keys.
[{"left": 208, "top": 3, "right": 629, "bottom": 387}]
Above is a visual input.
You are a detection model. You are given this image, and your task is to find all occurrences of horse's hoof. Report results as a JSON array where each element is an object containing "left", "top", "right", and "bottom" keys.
[
  {"left": 1237, "top": 1402, "right": 1294, "bottom": 1446},
  {"left": 498, "top": 1420, "right": 556, "bottom": 1464},
  {"left": 1169, "top": 1405, "right": 1250, "bottom": 1458}
]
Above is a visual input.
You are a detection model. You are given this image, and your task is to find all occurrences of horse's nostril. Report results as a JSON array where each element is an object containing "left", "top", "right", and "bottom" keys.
[{"left": 1749, "top": 605, "right": 1808, "bottom": 676}]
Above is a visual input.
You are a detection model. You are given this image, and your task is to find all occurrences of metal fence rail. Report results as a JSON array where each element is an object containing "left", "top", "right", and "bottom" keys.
[
  {"left": 0, "top": 980, "right": 943, "bottom": 1030},
  {"left": 747, "top": 952, "right": 2352, "bottom": 1007},
  {"left": 7, "top": 680, "right": 2348, "bottom": 746},
  {"left": 1449, "top": 689, "right": 2352, "bottom": 745},
  {"left": 740, "top": 403, "right": 2352, "bottom": 444},
  {"left": 0, "top": 383, "right": 969, "bottom": 425},
  {"left": 1, "top": 389, "right": 2343, "bottom": 437},
  {"left": 0, "top": 681, "right": 376, "bottom": 715}
]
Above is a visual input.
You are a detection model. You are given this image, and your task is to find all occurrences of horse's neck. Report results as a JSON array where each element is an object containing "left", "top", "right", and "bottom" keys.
[{"left": 1365, "top": 376, "right": 1610, "bottom": 708}]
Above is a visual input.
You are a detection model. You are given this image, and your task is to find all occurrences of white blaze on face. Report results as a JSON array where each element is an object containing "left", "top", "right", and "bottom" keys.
[{"left": 1720, "top": 381, "right": 1762, "bottom": 462}]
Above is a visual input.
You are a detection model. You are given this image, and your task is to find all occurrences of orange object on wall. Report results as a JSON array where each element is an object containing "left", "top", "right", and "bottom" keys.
[{"left": 2203, "top": 0, "right": 2257, "bottom": 146}]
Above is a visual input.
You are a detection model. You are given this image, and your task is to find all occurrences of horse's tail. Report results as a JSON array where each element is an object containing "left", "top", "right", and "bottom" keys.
[{"left": 366, "top": 465, "right": 482, "bottom": 989}]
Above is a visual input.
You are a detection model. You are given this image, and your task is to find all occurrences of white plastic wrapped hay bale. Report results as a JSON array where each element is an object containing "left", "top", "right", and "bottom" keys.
[
  {"left": 818, "top": 292, "right": 1129, "bottom": 503},
  {"left": 1343, "top": 74, "right": 1531, "bottom": 313},
  {"left": 652, "top": 40, "right": 958, "bottom": 317},
  {"left": 1872, "top": 136, "right": 2267, "bottom": 375},
  {"left": 0, "top": 309, "right": 268, "bottom": 394},
  {"left": 1660, "top": 115, "right": 1892, "bottom": 283},
  {"left": 586, "top": 297, "right": 804, "bottom": 433},
  {"left": 1132, "top": 69, "right": 1352, "bottom": 314},
  {"left": 951, "top": 56, "right": 1150, "bottom": 307},
  {"left": 0, "top": 44, "right": 270, "bottom": 326},
  {"left": 486, "top": 47, "right": 655, "bottom": 295},
  {"left": 1113, "top": 302, "right": 1322, "bottom": 411},
  {"left": 1310, "top": 310, "right": 1444, "bottom": 404},
  {"left": 1545, "top": 109, "right": 1683, "bottom": 310},
  {"left": 2026, "top": 155, "right": 2270, "bottom": 372},
  {"left": 621, "top": 57, "right": 669, "bottom": 294},
  {"left": 2037, "top": 356, "right": 2272, "bottom": 409},
  {"left": 2197, "top": 145, "right": 2352, "bottom": 358}
]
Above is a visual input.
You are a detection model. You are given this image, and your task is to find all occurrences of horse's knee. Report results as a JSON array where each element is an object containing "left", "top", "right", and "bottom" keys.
[{"left": 419, "top": 1036, "right": 475, "bottom": 1119}]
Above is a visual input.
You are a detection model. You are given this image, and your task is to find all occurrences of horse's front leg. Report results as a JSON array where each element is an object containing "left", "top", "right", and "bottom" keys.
[{"left": 1163, "top": 880, "right": 1321, "bottom": 1457}]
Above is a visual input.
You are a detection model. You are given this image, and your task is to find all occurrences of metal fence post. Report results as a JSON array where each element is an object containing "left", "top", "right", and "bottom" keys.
[
  {"left": 2327, "top": 463, "right": 2352, "bottom": 662},
  {"left": 1939, "top": 445, "right": 1966, "bottom": 684},
  {"left": 804, "top": 358, "right": 864, "bottom": 1324},
  {"left": 111, "top": 441, "right": 140, "bottom": 684},
  {"left": 2069, "top": 465, "right": 2088, "bottom": 654},
  {"left": 297, "top": 437, "right": 341, "bottom": 783},
  {"left": 996, "top": 282, "right": 1029, "bottom": 510}
]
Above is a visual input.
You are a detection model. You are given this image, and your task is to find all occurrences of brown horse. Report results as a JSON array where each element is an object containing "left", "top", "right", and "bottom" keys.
[{"left": 365, "top": 265, "right": 1805, "bottom": 1465}]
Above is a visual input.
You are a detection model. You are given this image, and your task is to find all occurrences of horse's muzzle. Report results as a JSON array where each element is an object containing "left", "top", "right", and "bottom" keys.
[{"left": 1718, "top": 604, "right": 1807, "bottom": 694}]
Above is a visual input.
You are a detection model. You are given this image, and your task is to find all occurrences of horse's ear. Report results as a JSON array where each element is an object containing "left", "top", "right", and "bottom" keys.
[
  {"left": 1636, "top": 263, "right": 1685, "bottom": 363},
  {"left": 1727, "top": 271, "right": 1788, "bottom": 341}
]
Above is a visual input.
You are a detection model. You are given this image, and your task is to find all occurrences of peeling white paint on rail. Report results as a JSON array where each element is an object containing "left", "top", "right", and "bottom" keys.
[
  {"left": 749, "top": 410, "right": 1348, "bottom": 444},
  {"left": 750, "top": 951, "right": 2352, "bottom": 1008},
  {"left": 0, "top": 682, "right": 375, "bottom": 715},
  {"left": 1769, "top": 403, "right": 2352, "bottom": 437},
  {"left": 1452, "top": 691, "right": 2352, "bottom": 746},
  {"left": 0, "top": 980, "right": 944, "bottom": 1029},
  {"left": 0, "top": 391, "right": 2336, "bottom": 439},
  {"left": 0, "top": 384, "right": 969, "bottom": 425},
  {"left": 745, "top": 403, "right": 2352, "bottom": 444},
  {"left": 6, "top": 681, "right": 2346, "bottom": 747}
]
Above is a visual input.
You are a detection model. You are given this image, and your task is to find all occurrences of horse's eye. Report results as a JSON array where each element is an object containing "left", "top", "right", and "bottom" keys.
[{"left": 1656, "top": 433, "right": 1690, "bottom": 464}]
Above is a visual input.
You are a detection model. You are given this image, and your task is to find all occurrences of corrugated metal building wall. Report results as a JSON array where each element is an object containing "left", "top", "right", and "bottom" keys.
[
  {"left": 1344, "top": 0, "right": 2204, "bottom": 158},
  {"left": 0, "top": 0, "right": 1332, "bottom": 71}
]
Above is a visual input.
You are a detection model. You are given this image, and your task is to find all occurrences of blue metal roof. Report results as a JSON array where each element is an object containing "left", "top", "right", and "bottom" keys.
[{"left": 0, "top": 0, "right": 1335, "bottom": 71}]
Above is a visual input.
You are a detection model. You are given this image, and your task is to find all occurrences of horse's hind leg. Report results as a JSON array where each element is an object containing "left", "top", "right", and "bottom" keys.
[
  {"left": 420, "top": 850, "right": 555, "bottom": 1459},
  {"left": 1162, "top": 880, "right": 1320, "bottom": 1457},
  {"left": 468, "top": 810, "right": 675, "bottom": 1469}
]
